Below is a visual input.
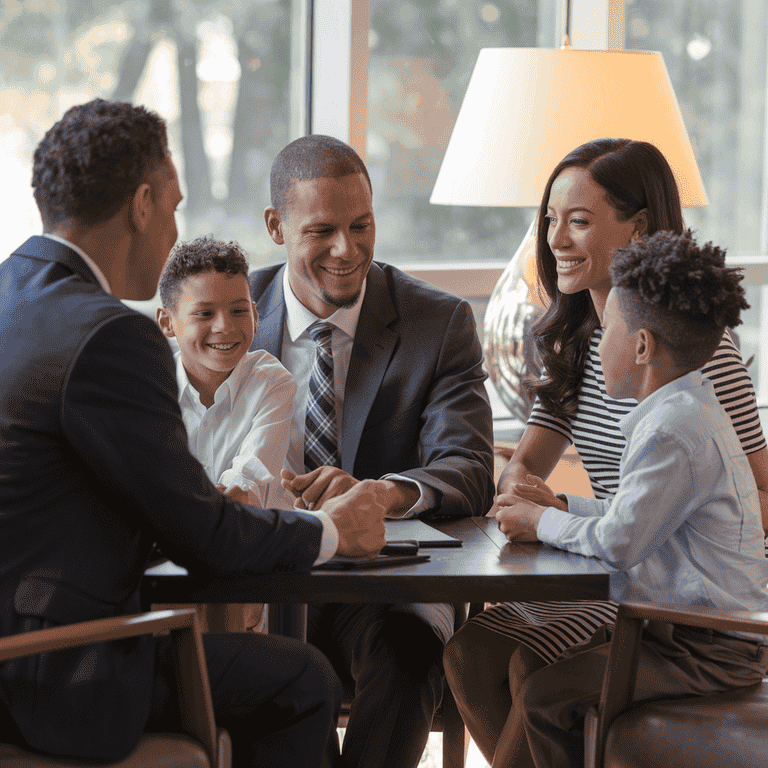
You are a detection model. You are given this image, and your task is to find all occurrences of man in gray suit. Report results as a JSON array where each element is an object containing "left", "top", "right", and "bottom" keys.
[
  {"left": 0, "top": 100, "right": 388, "bottom": 766},
  {"left": 249, "top": 134, "right": 495, "bottom": 768}
]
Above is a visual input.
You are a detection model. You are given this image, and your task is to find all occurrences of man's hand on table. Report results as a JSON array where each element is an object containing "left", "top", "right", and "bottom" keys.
[
  {"left": 322, "top": 479, "right": 388, "bottom": 557},
  {"left": 282, "top": 469, "right": 420, "bottom": 518},
  {"left": 282, "top": 467, "right": 359, "bottom": 510}
]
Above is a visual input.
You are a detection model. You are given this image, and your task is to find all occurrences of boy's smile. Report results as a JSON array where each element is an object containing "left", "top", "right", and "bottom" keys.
[{"left": 158, "top": 270, "right": 257, "bottom": 402}]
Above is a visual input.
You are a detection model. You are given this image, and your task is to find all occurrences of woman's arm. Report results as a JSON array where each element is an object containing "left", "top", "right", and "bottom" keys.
[
  {"left": 747, "top": 447, "right": 768, "bottom": 534},
  {"left": 492, "top": 425, "right": 570, "bottom": 515}
]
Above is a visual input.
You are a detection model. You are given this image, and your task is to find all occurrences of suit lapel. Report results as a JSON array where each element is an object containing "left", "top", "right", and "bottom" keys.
[
  {"left": 13, "top": 236, "right": 102, "bottom": 287},
  {"left": 251, "top": 266, "right": 287, "bottom": 359},
  {"left": 341, "top": 263, "right": 398, "bottom": 474}
]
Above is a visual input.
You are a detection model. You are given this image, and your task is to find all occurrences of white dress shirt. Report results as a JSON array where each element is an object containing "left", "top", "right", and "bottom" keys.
[
  {"left": 538, "top": 371, "right": 768, "bottom": 638},
  {"left": 176, "top": 349, "right": 296, "bottom": 509}
]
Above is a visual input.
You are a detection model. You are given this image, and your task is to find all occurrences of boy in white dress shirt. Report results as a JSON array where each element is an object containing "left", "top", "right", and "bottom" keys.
[
  {"left": 157, "top": 236, "right": 296, "bottom": 508},
  {"left": 156, "top": 236, "right": 296, "bottom": 630},
  {"left": 495, "top": 230, "right": 768, "bottom": 768}
]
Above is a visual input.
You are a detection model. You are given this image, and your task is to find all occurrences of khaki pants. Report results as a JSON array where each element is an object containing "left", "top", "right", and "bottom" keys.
[{"left": 519, "top": 621, "right": 768, "bottom": 768}]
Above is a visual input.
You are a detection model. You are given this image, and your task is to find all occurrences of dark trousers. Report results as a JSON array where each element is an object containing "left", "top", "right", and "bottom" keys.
[
  {"left": 520, "top": 622, "right": 768, "bottom": 768},
  {"left": 308, "top": 602, "right": 452, "bottom": 768},
  {"left": 148, "top": 631, "right": 342, "bottom": 768}
]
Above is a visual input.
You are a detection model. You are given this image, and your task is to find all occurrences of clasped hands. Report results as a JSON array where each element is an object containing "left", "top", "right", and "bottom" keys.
[
  {"left": 494, "top": 474, "right": 568, "bottom": 543},
  {"left": 281, "top": 467, "right": 418, "bottom": 558}
]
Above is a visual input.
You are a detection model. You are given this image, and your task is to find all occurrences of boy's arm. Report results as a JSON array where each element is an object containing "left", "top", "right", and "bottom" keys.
[
  {"left": 537, "top": 430, "right": 695, "bottom": 569},
  {"left": 217, "top": 370, "right": 296, "bottom": 505}
]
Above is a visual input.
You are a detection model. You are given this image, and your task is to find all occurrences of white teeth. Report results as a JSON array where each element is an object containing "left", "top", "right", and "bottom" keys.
[
  {"left": 557, "top": 259, "right": 585, "bottom": 268},
  {"left": 208, "top": 343, "right": 237, "bottom": 350},
  {"left": 323, "top": 266, "right": 356, "bottom": 276}
]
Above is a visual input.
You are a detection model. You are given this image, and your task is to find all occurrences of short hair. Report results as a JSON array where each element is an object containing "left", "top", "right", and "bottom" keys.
[
  {"left": 158, "top": 236, "right": 250, "bottom": 311},
  {"left": 32, "top": 98, "right": 168, "bottom": 229},
  {"left": 610, "top": 230, "right": 748, "bottom": 371},
  {"left": 270, "top": 134, "right": 372, "bottom": 214}
]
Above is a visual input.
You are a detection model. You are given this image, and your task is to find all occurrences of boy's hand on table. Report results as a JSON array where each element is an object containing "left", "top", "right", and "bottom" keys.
[
  {"left": 495, "top": 494, "right": 546, "bottom": 542},
  {"left": 322, "top": 479, "right": 387, "bottom": 558},
  {"left": 512, "top": 474, "right": 568, "bottom": 511},
  {"left": 281, "top": 467, "right": 359, "bottom": 510},
  {"left": 215, "top": 484, "right": 250, "bottom": 505}
]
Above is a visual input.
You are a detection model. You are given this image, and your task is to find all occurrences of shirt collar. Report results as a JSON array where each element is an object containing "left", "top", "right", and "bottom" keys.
[
  {"left": 281, "top": 264, "right": 365, "bottom": 342},
  {"left": 619, "top": 370, "right": 706, "bottom": 439},
  {"left": 43, "top": 233, "right": 112, "bottom": 294},
  {"left": 175, "top": 350, "right": 246, "bottom": 409}
]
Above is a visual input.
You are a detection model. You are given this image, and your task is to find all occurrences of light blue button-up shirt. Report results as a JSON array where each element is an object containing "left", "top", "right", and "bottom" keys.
[{"left": 538, "top": 371, "right": 768, "bottom": 624}]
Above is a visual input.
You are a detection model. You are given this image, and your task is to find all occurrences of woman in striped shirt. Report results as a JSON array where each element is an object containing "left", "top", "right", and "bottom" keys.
[{"left": 444, "top": 138, "right": 768, "bottom": 768}]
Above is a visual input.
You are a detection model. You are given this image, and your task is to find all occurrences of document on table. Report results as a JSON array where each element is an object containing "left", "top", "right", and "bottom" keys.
[{"left": 385, "top": 519, "right": 462, "bottom": 547}]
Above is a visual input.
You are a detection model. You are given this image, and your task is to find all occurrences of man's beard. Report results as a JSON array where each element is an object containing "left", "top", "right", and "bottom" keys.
[{"left": 321, "top": 288, "right": 362, "bottom": 309}]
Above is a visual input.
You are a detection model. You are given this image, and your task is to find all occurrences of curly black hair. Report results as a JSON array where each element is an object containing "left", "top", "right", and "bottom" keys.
[
  {"left": 158, "top": 236, "right": 250, "bottom": 310},
  {"left": 270, "top": 134, "right": 372, "bottom": 215},
  {"left": 610, "top": 230, "right": 749, "bottom": 371},
  {"left": 32, "top": 98, "right": 168, "bottom": 229}
]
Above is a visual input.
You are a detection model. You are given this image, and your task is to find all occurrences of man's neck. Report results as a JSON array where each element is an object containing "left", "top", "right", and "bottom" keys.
[{"left": 47, "top": 220, "right": 129, "bottom": 297}]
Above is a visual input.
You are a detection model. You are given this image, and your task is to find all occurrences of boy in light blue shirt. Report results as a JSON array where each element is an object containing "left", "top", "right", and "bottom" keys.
[{"left": 496, "top": 230, "right": 768, "bottom": 768}]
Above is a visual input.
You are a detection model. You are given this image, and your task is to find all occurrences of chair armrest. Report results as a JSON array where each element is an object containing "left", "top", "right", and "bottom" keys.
[
  {"left": 0, "top": 608, "right": 198, "bottom": 661},
  {"left": 585, "top": 600, "right": 768, "bottom": 768},
  {"left": 614, "top": 600, "right": 768, "bottom": 636},
  {"left": 0, "top": 608, "right": 220, "bottom": 766}
]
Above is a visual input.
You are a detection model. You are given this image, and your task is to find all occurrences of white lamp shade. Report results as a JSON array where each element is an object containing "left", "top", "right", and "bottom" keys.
[{"left": 430, "top": 48, "right": 707, "bottom": 208}]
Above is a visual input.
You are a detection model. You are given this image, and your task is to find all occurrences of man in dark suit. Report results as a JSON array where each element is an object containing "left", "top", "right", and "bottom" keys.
[
  {"left": 0, "top": 100, "right": 389, "bottom": 767},
  {"left": 249, "top": 134, "right": 495, "bottom": 768}
]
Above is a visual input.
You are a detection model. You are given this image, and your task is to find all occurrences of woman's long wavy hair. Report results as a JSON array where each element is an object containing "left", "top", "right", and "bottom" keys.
[{"left": 528, "top": 139, "right": 685, "bottom": 420}]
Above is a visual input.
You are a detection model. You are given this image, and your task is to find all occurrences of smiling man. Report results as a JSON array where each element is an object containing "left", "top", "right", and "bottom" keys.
[{"left": 248, "top": 134, "right": 495, "bottom": 768}]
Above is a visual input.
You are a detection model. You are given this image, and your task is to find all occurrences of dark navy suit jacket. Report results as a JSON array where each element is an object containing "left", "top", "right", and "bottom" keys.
[
  {"left": 249, "top": 261, "right": 495, "bottom": 520},
  {"left": 0, "top": 237, "right": 324, "bottom": 760}
]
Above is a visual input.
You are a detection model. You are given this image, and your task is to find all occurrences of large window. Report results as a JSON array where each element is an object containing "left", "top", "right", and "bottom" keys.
[
  {"left": 0, "top": 0, "right": 296, "bottom": 262},
  {"left": 2, "top": 0, "right": 766, "bottom": 406},
  {"left": 624, "top": 0, "right": 767, "bottom": 401},
  {"left": 365, "top": 0, "right": 538, "bottom": 266}
]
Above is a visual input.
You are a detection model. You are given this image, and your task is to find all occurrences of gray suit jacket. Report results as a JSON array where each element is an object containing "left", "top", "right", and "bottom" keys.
[{"left": 249, "top": 261, "right": 495, "bottom": 519}]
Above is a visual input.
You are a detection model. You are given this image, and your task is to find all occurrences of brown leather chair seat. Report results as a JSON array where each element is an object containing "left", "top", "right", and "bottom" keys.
[{"left": 601, "top": 680, "right": 768, "bottom": 768}]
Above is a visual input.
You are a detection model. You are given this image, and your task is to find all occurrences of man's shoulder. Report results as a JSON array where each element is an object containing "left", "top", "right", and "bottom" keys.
[
  {"left": 248, "top": 263, "right": 283, "bottom": 299},
  {"left": 371, "top": 261, "right": 463, "bottom": 307}
]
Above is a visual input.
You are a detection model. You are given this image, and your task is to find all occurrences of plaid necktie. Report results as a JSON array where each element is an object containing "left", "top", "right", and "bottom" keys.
[{"left": 304, "top": 321, "right": 340, "bottom": 471}]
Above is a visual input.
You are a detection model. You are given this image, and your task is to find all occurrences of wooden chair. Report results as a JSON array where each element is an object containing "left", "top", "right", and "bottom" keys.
[
  {"left": 584, "top": 601, "right": 768, "bottom": 768},
  {"left": 0, "top": 608, "right": 231, "bottom": 768},
  {"left": 336, "top": 602, "right": 482, "bottom": 768}
]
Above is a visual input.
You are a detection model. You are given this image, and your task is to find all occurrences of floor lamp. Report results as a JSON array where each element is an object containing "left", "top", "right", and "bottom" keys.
[{"left": 430, "top": 40, "right": 707, "bottom": 422}]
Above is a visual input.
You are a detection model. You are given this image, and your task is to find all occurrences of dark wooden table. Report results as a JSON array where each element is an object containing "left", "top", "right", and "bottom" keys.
[{"left": 143, "top": 517, "right": 609, "bottom": 638}]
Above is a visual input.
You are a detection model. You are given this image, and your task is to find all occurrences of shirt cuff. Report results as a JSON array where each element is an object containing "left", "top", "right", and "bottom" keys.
[
  {"left": 304, "top": 510, "right": 339, "bottom": 565},
  {"left": 536, "top": 506, "right": 573, "bottom": 547},
  {"left": 379, "top": 474, "right": 437, "bottom": 518}
]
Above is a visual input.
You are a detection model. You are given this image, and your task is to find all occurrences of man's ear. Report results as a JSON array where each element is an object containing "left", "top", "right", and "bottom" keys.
[
  {"left": 156, "top": 306, "right": 176, "bottom": 338},
  {"left": 631, "top": 209, "right": 649, "bottom": 242},
  {"left": 265, "top": 207, "right": 285, "bottom": 245},
  {"left": 130, "top": 181, "right": 154, "bottom": 233},
  {"left": 635, "top": 328, "right": 655, "bottom": 364}
]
